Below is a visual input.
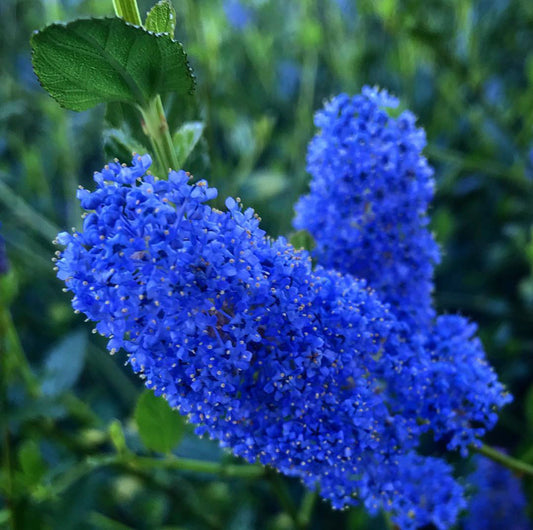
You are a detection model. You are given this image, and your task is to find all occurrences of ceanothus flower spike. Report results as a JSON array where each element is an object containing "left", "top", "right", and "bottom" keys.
[
  {"left": 56, "top": 154, "right": 465, "bottom": 529},
  {"left": 294, "top": 86, "right": 439, "bottom": 331},
  {"left": 293, "top": 86, "right": 512, "bottom": 455}
]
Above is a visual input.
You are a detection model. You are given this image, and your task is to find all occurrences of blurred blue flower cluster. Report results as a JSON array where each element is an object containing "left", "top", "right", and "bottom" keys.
[
  {"left": 56, "top": 88, "right": 512, "bottom": 529},
  {"left": 0, "top": 223, "right": 9, "bottom": 276},
  {"left": 463, "top": 454, "right": 531, "bottom": 530},
  {"left": 223, "top": 0, "right": 255, "bottom": 30}
]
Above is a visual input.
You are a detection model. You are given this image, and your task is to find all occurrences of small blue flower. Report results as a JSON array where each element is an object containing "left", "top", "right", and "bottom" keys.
[{"left": 463, "top": 454, "right": 531, "bottom": 530}]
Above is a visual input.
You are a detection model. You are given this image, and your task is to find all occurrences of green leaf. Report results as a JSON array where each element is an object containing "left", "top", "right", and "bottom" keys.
[
  {"left": 145, "top": 0, "right": 177, "bottom": 37},
  {"left": 134, "top": 390, "right": 185, "bottom": 453},
  {"left": 109, "top": 419, "right": 128, "bottom": 454},
  {"left": 89, "top": 512, "right": 139, "bottom": 530},
  {"left": 18, "top": 440, "right": 46, "bottom": 486},
  {"left": 41, "top": 329, "right": 87, "bottom": 397},
  {"left": 104, "top": 102, "right": 150, "bottom": 162},
  {"left": 289, "top": 230, "right": 316, "bottom": 252},
  {"left": 103, "top": 127, "right": 150, "bottom": 162},
  {"left": 31, "top": 17, "right": 194, "bottom": 112},
  {"left": 239, "top": 170, "right": 287, "bottom": 202},
  {"left": 172, "top": 121, "right": 204, "bottom": 166},
  {"left": 0, "top": 270, "right": 18, "bottom": 307}
]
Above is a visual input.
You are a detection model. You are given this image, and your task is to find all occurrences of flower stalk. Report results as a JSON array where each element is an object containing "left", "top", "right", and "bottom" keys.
[
  {"left": 112, "top": 0, "right": 179, "bottom": 176},
  {"left": 112, "top": 0, "right": 142, "bottom": 26},
  {"left": 474, "top": 443, "right": 533, "bottom": 477}
]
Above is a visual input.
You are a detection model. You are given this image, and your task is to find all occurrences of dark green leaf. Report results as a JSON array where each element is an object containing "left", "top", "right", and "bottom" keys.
[
  {"left": 164, "top": 90, "right": 200, "bottom": 130},
  {"left": 89, "top": 512, "right": 138, "bottom": 530},
  {"left": 145, "top": 0, "right": 177, "bottom": 36},
  {"left": 103, "top": 128, "right": 150, "bottom": 162},
  {"left": 41, "top": 329, "right": 87, "bottom": 397},
  {"left": 31, "top": 17, "right": 194, "bottom": 111},
  {"left": 134, "top": 390, "right": 185, "bottom": 453},
  {"left": 172, "top": 121, "right": 204, "bottom": 166},
  {"left": 104, "top": 101, "right": 150, "bottom": 162}
]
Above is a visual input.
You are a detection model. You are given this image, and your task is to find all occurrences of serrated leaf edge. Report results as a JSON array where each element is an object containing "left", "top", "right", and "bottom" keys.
[{"left": 30, "top": 17, "right": 196, "bottom": 111}]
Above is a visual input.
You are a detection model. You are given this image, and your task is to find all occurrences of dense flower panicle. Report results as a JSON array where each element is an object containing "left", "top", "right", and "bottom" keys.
[
  {"left": 421, "top": 316, "right": 512, "bottom": 454},
  {"left": 293, "top": 86, "right": 511, "bottom": 454},
  {"left": 463, "top": 454, "right": 531, "bottom": 530},
  {"left": 294, "top": 86, "right": 440, "bottom": 331},
  {"left": 57, "top": 155, "right": 463, "bottom": 529}
]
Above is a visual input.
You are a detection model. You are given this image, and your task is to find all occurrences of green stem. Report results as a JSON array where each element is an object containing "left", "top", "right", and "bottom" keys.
[
  {"left": 0, "top": 176, "right": 60, "bottom": 242},
  {"left": 474, "top": 444, "right": 533, "bottom": 477},
  {"left": 183, "top": 0, "right": 216, "bottom": 172},
  {"left": 139, "top": 97, "right": 179, "bottom": 173},
  {"left": 296, "top": 489, "right": 317, "bottom": 529},
  {"left": 48, "top": 452, "right": 265, "bottom": 497},
  {"left": 267, "top": 470, "right": 302, "bottom": 528},
  {"left": 384, "top": 511, "right": 397, "bottom": 530},
  {"left": 112, "top": 0, "right": 142, "bottom": 25},
  {"left": 0, "top": 303, "right": 40, "bottom": 398},
  {"left": 0, "top": 307, "right": 15, "bottom": 530},
  {"left": 426, "top": 145, "right": 531, "bottom": 193},
  {"left": 112, "top": 0, "right": 178, "bottom": 175},
  {"left": 289, "top": 0, "right": 318, "bottom": 181},
  {"left": 88, "top": 513, "right": 135, "bottom": 530},
  {"left": 127, "top": 454, "right": 265, "bottom": 478}
]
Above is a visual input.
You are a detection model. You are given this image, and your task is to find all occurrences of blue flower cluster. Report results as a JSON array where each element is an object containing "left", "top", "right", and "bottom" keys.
[
  {"left": 55, "top": 155, "right": 461, "bottom": 527},
  {"left": 294, "top": 87, "right": 439, "bottom": 330},
  {"left": 463, "top": 454, "right": 531, "bottom": 530},
  {"left": 56, "top": 87, "right": 512, "bottom": 529},
  {"left": 294, "top": 87, "right": 511, "bottom": 455}
]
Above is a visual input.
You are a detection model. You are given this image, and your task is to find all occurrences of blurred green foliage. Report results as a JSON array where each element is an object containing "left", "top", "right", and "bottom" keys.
[{"left": 1, "top": 0, "right": 533, "bottom": 528}]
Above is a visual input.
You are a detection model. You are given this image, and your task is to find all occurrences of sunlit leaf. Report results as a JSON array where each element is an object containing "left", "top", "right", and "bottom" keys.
[
  {"left": 172, "top": 121, "right": 204, "bottom": 166},
  {"left": 145, "top": 0, "right": 177, "bottom": 36},
  {"left": 134, "top": 390, "right": 185, "bottom": 453}
]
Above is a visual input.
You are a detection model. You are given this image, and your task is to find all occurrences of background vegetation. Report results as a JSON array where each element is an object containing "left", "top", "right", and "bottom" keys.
[{"left": 1, "top": 0, "right": 533, "bottom": 528}]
